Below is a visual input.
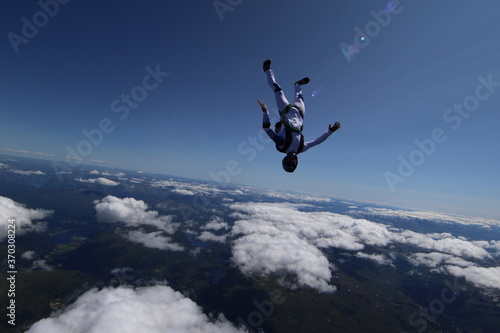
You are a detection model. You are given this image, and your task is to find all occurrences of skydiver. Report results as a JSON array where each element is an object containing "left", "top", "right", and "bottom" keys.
[{"left": 260, "top": 59, "right": 341, "bottom": 173}]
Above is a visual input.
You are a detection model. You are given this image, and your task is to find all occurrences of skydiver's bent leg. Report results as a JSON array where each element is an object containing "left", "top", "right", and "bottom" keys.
[
  {"left": 293, "top": 83, "right": 306, "bottom": 116},
  {"left": 265, "top": 69, "right": 289, "bottom": 112}
]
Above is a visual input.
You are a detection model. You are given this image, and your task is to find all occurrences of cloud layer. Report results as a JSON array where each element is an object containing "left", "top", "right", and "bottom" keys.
[
  {"left": 349, "top": 206, "right": 500, "bottom": 227},
  {"left": 229, "top": 202, "right": 500, "bottom": 292},
  {"left": 27, "top": 285, "right": 246, "bottom": 333},
  {"left": 75, "top": 177, "right": 119, "bottom": 186}
]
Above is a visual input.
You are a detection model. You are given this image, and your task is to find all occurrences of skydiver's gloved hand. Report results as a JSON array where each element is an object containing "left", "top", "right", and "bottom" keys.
[
  {"left": 257, "top": 99, "right": 268, "bottom": 112},
  {"left": 258, "top": 100, "right": 271, "bottom": 129},
  {"left": 329, "top": 122, "right": 341, "bottom": 132}
]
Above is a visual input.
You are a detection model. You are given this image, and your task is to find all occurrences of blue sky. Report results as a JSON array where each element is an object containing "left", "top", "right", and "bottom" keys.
[{"left": 1, "top": 0, "right": 499, "bottom": 219}]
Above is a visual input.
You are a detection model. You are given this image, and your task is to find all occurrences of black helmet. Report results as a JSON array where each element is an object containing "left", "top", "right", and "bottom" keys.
[{"left": 282, "top": 153, "right": 298, "bottom": 173}]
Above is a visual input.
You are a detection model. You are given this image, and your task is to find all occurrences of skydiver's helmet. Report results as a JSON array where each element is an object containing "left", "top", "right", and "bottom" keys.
[{"left": 282, "top": 153, "right": 298, "bottom": 173}]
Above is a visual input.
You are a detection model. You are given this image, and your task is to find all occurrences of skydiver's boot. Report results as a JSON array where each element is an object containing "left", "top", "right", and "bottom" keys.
[
  {"left": 263, "top": 59, "right": 271, "bottom": 72},
  {"left": 295, "top": 77, "right": 310, "bottom": 86}
]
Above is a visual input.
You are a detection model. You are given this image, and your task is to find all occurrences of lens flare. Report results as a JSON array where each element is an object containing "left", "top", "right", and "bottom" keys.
[
  {"left": 385, "top": 1, "right": 397, "bottom": 13},
  {"left": 311, "top": 85, "right": 324, "bottom": 98}
]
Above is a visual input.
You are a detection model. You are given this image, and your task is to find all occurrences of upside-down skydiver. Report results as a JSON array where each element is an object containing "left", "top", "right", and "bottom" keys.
[{"left": 259, "top": 59, "right": 341, "bottom": 172}]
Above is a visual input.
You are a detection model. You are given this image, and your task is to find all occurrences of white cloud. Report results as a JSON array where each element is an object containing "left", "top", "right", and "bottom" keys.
[
  {"left": 111, "top": 267, "right": 134, "bottom": 276},
  {"left": 0, "top": 196, "right": 52, "bottom": 241},
  {"left": 31, "top": 259, "right": 54, "bottom": 271},
  {"left": 0, "top": 162, "right": 45, "bottom": 175},
  {"left": 75, "top": 177, "right": 119, "bottom": 186},
  {"left": 390, "top": 230, "right": 490, "bottom": 260},
  {"left": 173, "top": 188, "right": 196, "bottom": 195},
  {"left": 355, "top": 252, "right": 394, "bottom": 266},
  {"left": 232, "top": 231, "right": 336, "bottom": 293},
  {"left": 89, "top": 170, "right": 100, "bottom": 174},
  {"left": 9, "top": 169, "right": 45, "bottom": 175},
  {"left": 439, "top": 265, "right": 500, "bottom": 290},
  {"left": 96, "top": 178, "right": 119, "bottom": 186},
  {"left": 472, "top": 240, "right": 500, "bottom": 256},
  {"left": 102, "top": 171, "right": 125, "bottom": 177},
  {"left": 94, "top": 196, "right": 182, "bottom": 251},
  {"left": 198, "top": 231, "right": 227, "bottom": 243},
  {"left": 26, "top": 285, "right": 246, "bottom": 333},
  {"left": 152, "top": 179, "right": 246, "bottom": 197},
  {"left": 202, "top": 216, "right": 229, "bottom": 231},
  {"left": 21, "top": 251, "right": 36, "bottom": 260},
  {"left": 94, "top": 196, "right": 177, "bottom": 232},
  {"left": 408, "top": 252, "right": 474, "bottom": 269},
  {"left": 407, "top": 252, "right": 500, "bottom": 290},
  {"left": 350, "top": 207, "right": 500, "bottom": 227},
  {"left": 260, "top": 190, "right": 333, "bottom": 203},
  {"left": 229, "top": 202, "right": 386, "bottom": 292},
  {"left": 228, "top": 201, "right": 499, "bottom": 293},
  {"left": 123, "top": 229, "right": 184, "bottom": 251}
]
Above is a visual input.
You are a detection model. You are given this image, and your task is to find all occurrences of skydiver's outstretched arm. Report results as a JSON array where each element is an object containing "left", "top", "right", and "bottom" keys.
[
  {"left": 258, "top": 100, "right": 284, "bottom": 146},
  {"left": 301, "top": 122, "right": 341, "bottom": 153}
]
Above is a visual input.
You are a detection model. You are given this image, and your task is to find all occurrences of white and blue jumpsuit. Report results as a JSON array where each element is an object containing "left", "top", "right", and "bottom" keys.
[{"left": 262, "top": 69, "right": 333, "bottom": 154}]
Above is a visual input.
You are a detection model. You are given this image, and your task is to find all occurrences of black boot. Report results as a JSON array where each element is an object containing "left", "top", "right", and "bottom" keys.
[
  {"left": 295, "top": 77, "right": 310, "bottom": 85},
  {"left": 263, "top": 59, "right": 271, "bottom": 72}
]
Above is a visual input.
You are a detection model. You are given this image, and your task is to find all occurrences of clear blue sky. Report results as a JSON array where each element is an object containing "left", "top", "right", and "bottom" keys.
[{"left": 1, "top": 0, "right": 499, "bottom": 219}]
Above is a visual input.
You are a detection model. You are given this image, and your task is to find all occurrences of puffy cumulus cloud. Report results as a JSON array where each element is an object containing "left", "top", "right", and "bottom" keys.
[
  {"left": 26, "top": 285, "right": 246, "bottom": 333},
  {"left": 229, "top": 202, "right": 394, "bottom": 292},
  {"left": 94, "top": 196, "right": 176, "bottom": 232},
  {"left": 75, "top": 177, "right": 119, "bottom": 186},
  {"left": 21, "top": 250, "right": 36, "bottom": 260},
  {"left": 101, "top": 171, "right": 126, "bottom": 177},
  {"left": 31, "top": 259, "right": 54, "bottom": 271},
  {"left": 202, "top": 216, "right": 229, "bottom": 231},
  {"left": 408, "top": 252, "right": 474, "bottom": 269},
  {"left": 89, "top": 170, "right": 100, "bottom": 174},
  {"left": 232, "top": 232, "right": 336, "bottom": 293},
  {"left": 355, "top": 252, "right": 394, "bottom": 266},
  {"left": 230, "top": 202, "right": 392, "bottom": 252},
  {"left": 96, "top": 178, "right": 119, "bottom": 186},
  {"left": 123, "top": 229, "right": 184, "bottom": 251},
  {"left": 228, "top": 202, "right": 499, "bottom": 293},
  {"left": 408, "top": 252, "right": 500, "bottom": 290},
  {"left": 198, "top": 231, "right": 227, "bottom": 243},
  {"left": 390, "top": 230, "right": 490, "bottom": 260},
  {"left": 472, "top": 240, "right": 500, "bottom": 256},
  {"left": 0, "top": 196, "right": 52, "bottom": 241},
  {"left": 94, "top": 196, "right": 182, "bottom": 251},
  {"left": 439, "top": 265, "right": 500, "bottom": 290},
  {"left": 173, "top": 188, "right": 196, "bottom": 196}
]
